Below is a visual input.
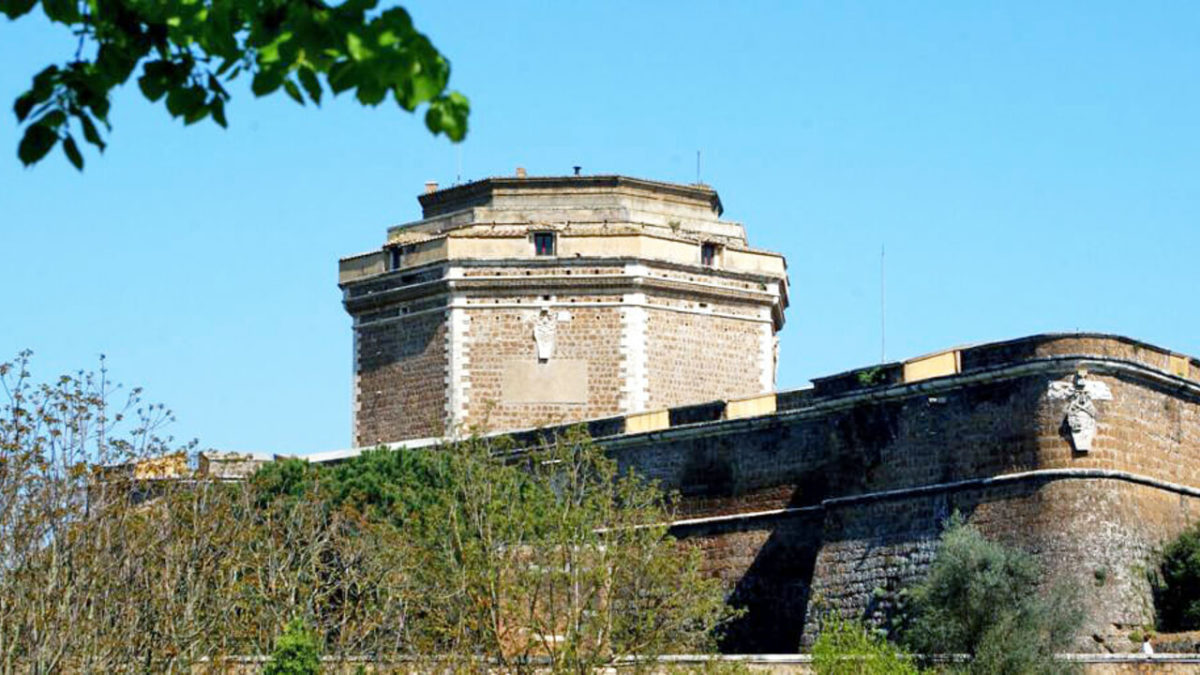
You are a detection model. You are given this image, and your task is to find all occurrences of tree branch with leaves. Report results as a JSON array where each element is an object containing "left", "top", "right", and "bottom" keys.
[{"left": 4, "top": 0, "right": 469, "bottom": 169}]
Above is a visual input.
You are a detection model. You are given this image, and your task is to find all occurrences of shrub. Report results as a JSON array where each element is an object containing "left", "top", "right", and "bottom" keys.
[
  {"left": 264, "top": 617, "right": 321, "bottom": 675},
  {"left": 813, "top": 617, "right": 921, "bottom": 674},
  {"left": 1156, "top": 524, "right": 1200, "bottom": 630},
  {"left": 901, "top": 514, "right": 1081, "bottom": 674}
]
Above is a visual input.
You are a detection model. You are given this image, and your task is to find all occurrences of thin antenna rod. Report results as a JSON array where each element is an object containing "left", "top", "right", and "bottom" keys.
[
  {"left": 880, "top": 243, "right": 886, "bottom": 363},
  {"left": 455, "top": 145, "right": 462, "bottom": 185},
  {"left": 696, "top": 150, "right": 701, "bottom": 184}
]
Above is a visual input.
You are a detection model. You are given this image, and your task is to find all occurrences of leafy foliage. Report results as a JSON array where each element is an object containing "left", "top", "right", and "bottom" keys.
[
  {"left": 812, "top": 617, "right": 921, "bottom": 675},
  {"left": 324, "top": 445, "right": 456, "bottom": 525},
  {"left": 5, "top": 0, "right": 469, "bottom": 169},
  {"left": 264, "top": 617, "right": 321, "bottom": 675},
  {"left": 252, "top": 456, "right": 319, "bottom": 506},
  {"left": 900, "top": 514, "right": 1081, "bottom": 674},
  {"left": 0, "top": 353, "right": 731, "bottom": 671},
  {"left": 329, "top": 427, "right": 735, "bottom": 670},
  {"left": 1155, "top": 523, "right": 1200, "bottom": 630}
]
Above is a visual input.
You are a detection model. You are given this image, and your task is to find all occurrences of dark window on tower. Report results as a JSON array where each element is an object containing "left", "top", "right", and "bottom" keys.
[
  {"left": 389, "top": 247, "right": 403, "bottom": 270},
  {"left": 701, "top": 242, "right": 719, "bottom": 267},
  {"left": 534, "top": 232, "right": 556, "bottom": 256}
]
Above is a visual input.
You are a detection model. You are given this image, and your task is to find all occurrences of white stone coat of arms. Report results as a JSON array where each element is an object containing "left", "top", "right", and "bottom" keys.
[
  {"left": 533, "top": 309, "right": 557, "bottom": 361},
  {"left": 1047, "top": 370, "right": 1112, "bottom": 453}
]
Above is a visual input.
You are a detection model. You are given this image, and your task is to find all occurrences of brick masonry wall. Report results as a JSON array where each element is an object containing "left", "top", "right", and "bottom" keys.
[
  {"left": 462, "top": 301, "right": 625, "bottom": 432},
  {"left": 644, "top": 296, "right": 771, "bottom": 410},
  {"left": 802, "top": 478, "right": 1200, "bottom": 651},
  {"left": 612, "top": 369, "right": 1198, "bottom": 514},
  {"left": 594, "top": 345, "right": 1200, "bottom": 653},
  {"left": 353, "top": 310, "right": 448, "bottom": 445}
]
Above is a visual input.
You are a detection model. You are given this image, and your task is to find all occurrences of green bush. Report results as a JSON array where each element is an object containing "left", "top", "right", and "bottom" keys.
[
  {"left": 263, "top": 617, "right": 321, "bottom": 675},
  {"left": 813, "top": 617, "right": 921, "bottom": 674},
  {"left": 1156, "top": 524, "right": 1200, "bottom": 630},
  {"left": 251, "top": 457, "right": 320, "bottom": 508},
  {"left": 901, "top": 514, "right": 1081, "bottom": 674}
]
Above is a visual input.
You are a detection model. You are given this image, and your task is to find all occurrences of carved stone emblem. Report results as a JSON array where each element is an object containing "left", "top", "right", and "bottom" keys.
[
  {"left": 533, "top": 309, "right": 557, "bottom": 361},
  {"left": 1047, "top": 370, "right": 1112, "bottom": 452}
]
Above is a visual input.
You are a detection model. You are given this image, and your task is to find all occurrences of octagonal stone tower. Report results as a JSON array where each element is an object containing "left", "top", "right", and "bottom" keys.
[{"left": 339, "top": 174, "right": 789, "bottom": 446}]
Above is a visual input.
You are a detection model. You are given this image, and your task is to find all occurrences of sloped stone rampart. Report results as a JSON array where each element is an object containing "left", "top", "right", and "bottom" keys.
[{"left": 588, "top": 335, "right": 1200, "bottom": 653}]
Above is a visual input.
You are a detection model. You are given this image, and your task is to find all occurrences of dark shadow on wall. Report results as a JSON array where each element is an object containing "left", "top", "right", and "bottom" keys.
[{"left": 713, "top": 513, "right": 823, "bottom": 653}]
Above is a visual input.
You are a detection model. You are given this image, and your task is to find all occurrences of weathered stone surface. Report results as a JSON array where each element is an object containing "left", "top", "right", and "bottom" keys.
[
  {"left": 590, "top": 335, "right": 1200, "bottom": 652},
  {"left": 340, "top": 175, "right": 789, "bottom": 444}
]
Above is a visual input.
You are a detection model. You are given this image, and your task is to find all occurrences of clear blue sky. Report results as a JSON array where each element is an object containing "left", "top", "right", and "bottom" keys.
[{"left": 2, "top": 2, "right": 1197, "bottom": 455}]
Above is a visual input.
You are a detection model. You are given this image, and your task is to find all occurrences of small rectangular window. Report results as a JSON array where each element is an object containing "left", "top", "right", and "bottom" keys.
[
  {"left": 534, "top": 232, "right": 556, "bottom": 256},
  {"left": 389, "top": 247, "right": 403, "bottom": 270},
  {"left": 701, "top": 242, "right": 719, "bottom": 267}
]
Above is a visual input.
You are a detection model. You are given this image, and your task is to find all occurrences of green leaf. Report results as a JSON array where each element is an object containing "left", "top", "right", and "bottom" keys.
[
  {"left": 207, "top": 74, "right": 229, "bottom": 100},
  {"left": 41, "top": 0, "right": 79, "bottom": 23},
  {"left": 96, "top": 43, "right": 139, "bottom": 83},
  {"left": 282, "top": 79, "right": 304, "bottom": 105},
  {"left": 18, "top": 123, "right": 58, "bottom": 166},
  {"left": 79, "top": 114, "right": 105, "bottom": 151},
  {"left": 166, "top": 85, "right": 207, "bottom": 122},
  {"left": 346, "top": 32, "right": 370, "bottom": 61},
  {"left": 355, "top": 78, "right": 386, "bottom": 106},
  {"left": 42, "top": 110, "right": 67, "bottom": 129},
  {"left": 424, "top": 91, "right": 469, "bottom": 142},
  {"left": 251, "top": 70, "right": 284, "bottom": 96},
  {"left": 0, "top": 0, "right": 37, "bottom": 19},
  {"left": 327, "top": 61, "right": 356, "bottom": 94},
  {"left": 297, "top": 68, "right": 322, "bottom": 105},
  {"left": 211, "top": 97, "right": 227, "bottom": 128},
  {"left": 30, "top": 66, "right": 59, "bottom": 99},
  {"left": 13, "top": 93, "right": 36, "bottom": 122},
  {"left": 62, "top": 135, "right": 83, "bottom": 170},
  {"left": 138, "top": 74, "right": 167, "bottom": 102}
]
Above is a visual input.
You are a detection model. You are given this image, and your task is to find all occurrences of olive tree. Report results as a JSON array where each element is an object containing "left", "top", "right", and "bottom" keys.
[{"left": 900, "top": 515, "right": 1081, "bottom": 674}]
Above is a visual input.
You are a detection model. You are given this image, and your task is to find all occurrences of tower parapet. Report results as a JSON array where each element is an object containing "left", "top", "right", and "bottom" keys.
[{"left": 339, "top": 174, "right": 789, "bottom": 446}]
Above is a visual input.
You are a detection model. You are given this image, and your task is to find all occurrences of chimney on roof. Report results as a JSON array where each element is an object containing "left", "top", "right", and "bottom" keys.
[
  {"left": 516, "top": 167, "right": 527, "bottom": 178},
  {"left": 424, "top": 181, "right": 438, "bottom": 194}
]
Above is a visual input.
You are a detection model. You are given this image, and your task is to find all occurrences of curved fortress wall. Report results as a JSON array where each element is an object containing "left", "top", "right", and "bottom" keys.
[{"left": 549, "top": 334, "right": 1198, "bottom": 653}]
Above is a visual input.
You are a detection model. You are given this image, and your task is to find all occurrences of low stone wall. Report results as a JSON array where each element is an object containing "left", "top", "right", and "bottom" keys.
[{"left": 190, "top": 653, "right": 1200, "bottom": 673}]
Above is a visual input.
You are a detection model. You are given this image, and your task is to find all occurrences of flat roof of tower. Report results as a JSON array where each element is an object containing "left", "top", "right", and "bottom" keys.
[{"left": 417, "top": 174, "right": 724, "bottom": 219}]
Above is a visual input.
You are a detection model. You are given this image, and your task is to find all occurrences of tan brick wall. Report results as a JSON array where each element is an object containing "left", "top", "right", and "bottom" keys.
[
  {"left": 354, "top": 311, "right": 448, "bottom": 445},
  {"left": 644, "top": 297, "right": 770, "bottom": 410},
  {"left": 462, "top": 301, "right": 625, "bottom": 432}
]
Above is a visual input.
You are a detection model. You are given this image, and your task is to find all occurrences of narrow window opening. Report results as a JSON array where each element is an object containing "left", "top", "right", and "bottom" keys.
[
  {"left": 700, "top": 242, "right": 719, "bottom": 267},
  {"left": 534, "top": 232, "right": 556, "bottom": 256},
  {"left": 389, "top": 247, "right": 403, "bottom": 270}
]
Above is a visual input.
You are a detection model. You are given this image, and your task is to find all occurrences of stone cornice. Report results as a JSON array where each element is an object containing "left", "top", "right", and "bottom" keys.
[
  {"left": 417, "top": 175, "right": 724, "bottom": 218},
  {"left": 342, "top": 258, "right": 787, "bottom": 325},
  {"left": 665, "top": 467, "right": 1200, "bottom": 532}
]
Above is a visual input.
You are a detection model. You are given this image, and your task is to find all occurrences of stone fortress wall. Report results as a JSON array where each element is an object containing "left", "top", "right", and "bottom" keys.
[
  {"left": 496, "top": 333, "right": 1199, "bottom": 653},
  {"left": 302, "top": 333, "right": 1198, "bottom": 653},
  {"left": 326, "top": 175, "right": 1200, "bottom": 654}
]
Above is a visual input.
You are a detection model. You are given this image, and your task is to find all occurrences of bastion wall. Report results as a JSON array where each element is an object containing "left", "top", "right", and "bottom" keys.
[{"left": 484, "top": 333, "right": 1200, "bottom": 653}]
